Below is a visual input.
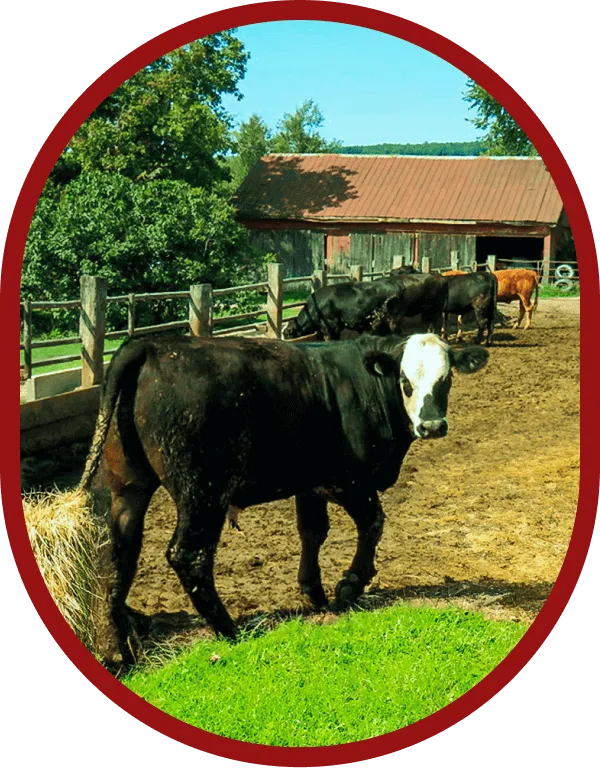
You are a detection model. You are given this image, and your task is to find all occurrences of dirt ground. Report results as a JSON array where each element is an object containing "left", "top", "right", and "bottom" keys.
[{"left": 127, "top": 299, "right": 579, "bottom": 635}]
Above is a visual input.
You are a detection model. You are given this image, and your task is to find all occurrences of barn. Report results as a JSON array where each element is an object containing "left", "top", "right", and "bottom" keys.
[{"left": 235, "top": 154, "right": 571, "bottom": 283}]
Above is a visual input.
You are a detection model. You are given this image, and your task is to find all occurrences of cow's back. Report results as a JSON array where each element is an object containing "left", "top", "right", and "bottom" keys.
[{"left": 494, "top": 269, "right": 538, "bottom": 301}]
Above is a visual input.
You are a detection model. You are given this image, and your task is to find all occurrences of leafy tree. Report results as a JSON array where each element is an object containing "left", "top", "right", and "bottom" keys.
[
  {"left": 271, "top": 100, "right": 342, "bottom": 154},
  {"left": 463, "top": 80, "right": 537, "bottom": 156},
  {"left": 229, "top": 113, "right": 272, "bottom": 187},
  {"left": 51, "top": 33, "right": 249, "bottom": 188},
  {"left": 23, "top": 173, "right": 262, "bottom": 332},
  {"left": 24, "top": 33, "right": 275, "bottom": 333}
]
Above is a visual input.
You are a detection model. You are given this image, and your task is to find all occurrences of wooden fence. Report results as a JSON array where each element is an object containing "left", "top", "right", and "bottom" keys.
[{"left": 20, "top": 252, "right": 575, "bottom": 387}]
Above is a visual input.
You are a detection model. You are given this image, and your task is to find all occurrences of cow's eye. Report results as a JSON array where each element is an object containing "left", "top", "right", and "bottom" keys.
[{"left": 400, "top": 373, "right": 413, "bottom": 398}]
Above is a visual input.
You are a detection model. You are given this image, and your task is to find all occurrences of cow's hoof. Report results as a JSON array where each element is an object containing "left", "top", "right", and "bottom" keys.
[
  {"left": 128, "top": 607, "right": 152, "bottom": 635},
  {"left": 98, "top": 623, "right": 141, "bottom": 671},
  {"left": 300, "top": 582, "right": 329, "bottom": 610},
  {"left": 334, "top": 571, "right": 363, "bottom": 608}
]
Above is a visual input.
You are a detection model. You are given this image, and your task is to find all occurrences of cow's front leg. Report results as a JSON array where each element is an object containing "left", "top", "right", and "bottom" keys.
[
  {"left": 166, "top": 486, "right": 237, "bottom": 639},
  {"left": 335, "top": 491, "right": 385, "bottom": 607},
  {"left": 441, "top": 312, "right": 450, "bottom": 340},
  {"left": 296, "top": 493, "right": 330, "bottom": 609}
]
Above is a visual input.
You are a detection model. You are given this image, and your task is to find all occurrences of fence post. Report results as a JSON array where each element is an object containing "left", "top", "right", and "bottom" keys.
[
  {"left": 312, "top": 269, "right": 327, "bottom": 292},
  {"left": 470, "top": 260, "right": 478, "bottom": 273},
  {"left": 189, "top": 284, "right": 213, "bottom": 337},
  {"left": 450, "top": 250, "right": 459, "bottom": 271},
  {"left": 127, "top": 293, "right": 135, "bottom": 338},
  {"left": 266, "top": 263, "right": 283, "bottom": 339},
  {"left": 487, "top": 254, "right": 497, "bottom": 272},
  {"left": 350, "top": 264, "right": 363, "bottom": 282},
  {"left": 542, "top": 234, "right": 552, "bottom": 286},
  {"left": 22, "top": 299, "right": 32, "bottom": 381},
  {"left": 421, "top": 256, "right": 431, "bottom": 273},
  {"left": 80, "top": 275, "right": 107, "bottom": 388}
]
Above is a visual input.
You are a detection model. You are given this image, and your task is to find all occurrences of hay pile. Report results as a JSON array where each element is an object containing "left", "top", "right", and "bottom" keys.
[{"left": 23, "top": 488, "right": 107, "bottom": 649}]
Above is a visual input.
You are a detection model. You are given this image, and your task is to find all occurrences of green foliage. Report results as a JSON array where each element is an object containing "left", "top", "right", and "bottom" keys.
[
  {"left": 463, "top": 80, "right": 537, "bottom": 156},
  {"left": 340, "top": 141, "right": 485, "bottom": 156},
  {"left": 229, "top": 113, "right": 272, "bottom": 188},
  {"left": 23, "top": 172, "right": 263, "bottom": 332},
  {"left": 52, "top": 34, "right": 249, "bottom": 188},
  {"left": 125, "top": 605, "right": 526, "bottom": 746},
  {"left": 23, "top": 33, "right": 278, "bottom": 334},
  {"left": 271, "top": 99, "right": 342, "bottom": 154}
]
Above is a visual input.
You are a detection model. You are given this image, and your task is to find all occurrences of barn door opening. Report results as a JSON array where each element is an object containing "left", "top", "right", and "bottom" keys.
[{"left": 476, "top": 236, "right": 543, "bottom": 271}]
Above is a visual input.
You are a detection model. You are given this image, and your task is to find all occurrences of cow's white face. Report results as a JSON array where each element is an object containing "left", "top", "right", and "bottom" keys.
[
  {"left": 366, "top": 333, "right": 488, "bottom": 439},
  {"left": 399, "top": 334, "right": 452, "bottom": 439}
]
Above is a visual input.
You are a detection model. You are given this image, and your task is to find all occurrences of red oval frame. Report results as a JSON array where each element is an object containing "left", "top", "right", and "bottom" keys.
[{"left": 2, "top": 2, "right": 597, "bottom": 764}]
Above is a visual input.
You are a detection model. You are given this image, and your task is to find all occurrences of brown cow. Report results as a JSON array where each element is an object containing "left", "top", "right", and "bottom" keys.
[{"left": 493, "top": 269, "right": 539, "bottom": 329}]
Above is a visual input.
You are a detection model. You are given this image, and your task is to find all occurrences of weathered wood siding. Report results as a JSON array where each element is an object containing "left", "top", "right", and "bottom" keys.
[
  {"left": 249, "top": 230, "right": 325, "bottom": 276},
  {"left": 419, "top": 233, "right": 476, "bottom": 269},
  {"left": 373, "top": 233, "right": 413, "bottom": 272}
]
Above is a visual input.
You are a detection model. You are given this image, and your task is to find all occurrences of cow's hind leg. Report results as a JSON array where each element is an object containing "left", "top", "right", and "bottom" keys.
[
  {"left": 166, "top": 483, "right": 237, "bottom": 639},
  {"left": 98, "top": 481, "right": 157, "bottom": 665},
  {"left": 515, "top": 298, "right": 526, "bottom": 328},
  {"left": 518, "top": 294, "right": 534, "bottom": 329},
  {"left": 335, "top": 491, "right": 385, "bottom": 607},
  {"left": 296, "top": 494, "right": 330, "bottom": 609}
]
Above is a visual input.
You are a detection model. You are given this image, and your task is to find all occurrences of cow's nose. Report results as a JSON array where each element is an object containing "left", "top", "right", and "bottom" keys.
[{"left": 417, "top": 419, "right": 448, "bottom": 439}]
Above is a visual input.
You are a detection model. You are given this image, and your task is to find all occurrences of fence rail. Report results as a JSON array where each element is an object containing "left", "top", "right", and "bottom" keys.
[{"left": 20, "top": 252, "right": 579, "bottom": 399}]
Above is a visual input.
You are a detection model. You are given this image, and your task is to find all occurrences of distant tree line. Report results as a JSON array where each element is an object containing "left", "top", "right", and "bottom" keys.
[{"left": 338, "top": 141, "right": 486, "bottom": 156}]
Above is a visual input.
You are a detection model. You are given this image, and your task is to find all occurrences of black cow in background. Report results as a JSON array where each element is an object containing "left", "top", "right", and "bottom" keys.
[
  {"left": 81, "top": 332, "right": 489, "bottom": 664},
  {"left": 442, "top": 272, "right": 498, "bottom": 346},
  {"left": 284, "top": 272, "right": 449, "bottom": 340}
]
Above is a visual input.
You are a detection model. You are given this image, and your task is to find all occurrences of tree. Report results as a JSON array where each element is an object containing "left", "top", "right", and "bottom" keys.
[
  {"left": 23, "top": 173, "right": 262, "bottom": 332},
  {"left": 51, "top": 33, "right": 249, "bottom": 188},
  {"left": 229, "top": 113, "right": 272, "bottom": 187},
  {"left": 24, "top": 32, "right": 272, "bottom": 331},
  {"left": 271, "top": 100, "right": 342, "bottom": 154},
  {"left": 463, "top": 80, "right": 537, "bottom": 156}
]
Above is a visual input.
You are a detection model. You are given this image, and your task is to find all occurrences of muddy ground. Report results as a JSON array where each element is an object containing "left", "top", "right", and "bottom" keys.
[{"left": 124, "top": 299, "right": 579, "bottom": 638}]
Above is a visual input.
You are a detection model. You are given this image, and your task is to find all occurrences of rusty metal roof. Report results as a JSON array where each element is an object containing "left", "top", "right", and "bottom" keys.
[{"left": 235, "top": 154, "right": 563, "bottom": 225}]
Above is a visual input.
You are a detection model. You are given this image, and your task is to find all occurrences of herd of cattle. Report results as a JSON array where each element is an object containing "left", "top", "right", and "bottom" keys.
[
  {"left": 285, "top": 267, "right": 540, "bottom": 345},
  {"left": 85, "top": 266, "right": 540, "bottom": 665}
]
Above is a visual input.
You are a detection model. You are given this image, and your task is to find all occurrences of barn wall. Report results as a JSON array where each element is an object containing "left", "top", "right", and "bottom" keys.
[
  {"left": 373, "top": 233, "right": 414, "bottom": 272},
  {"left": 419, "top": 233, "right": 476, "bottom": 269},
  {"left": 243, "top": 221, "right": 552, "bottom": 276},
  {"left": 248, "top": 229, "right": 324, "bottom": 277}
]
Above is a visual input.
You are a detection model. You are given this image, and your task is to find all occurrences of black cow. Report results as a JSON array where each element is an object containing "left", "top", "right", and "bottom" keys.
[
  {"left": 82, "top": 332, "right": 488, "bottom": 664},
  {"left": 389, "top": 265, "right": 420, "bottom": 275},
  {"left": 442, "top": 272, "right": 498, "bottom": 346},
  {"left": 284, "top": 273, "right": 449, "bottom": 340}
]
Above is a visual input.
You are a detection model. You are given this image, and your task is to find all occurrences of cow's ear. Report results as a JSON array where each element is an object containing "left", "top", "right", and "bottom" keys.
[
  {"left": 364, "top": 350, "right": 398, "bottom": 378},
  {"left": 450, "top": 346, "right": 489, "bottom": 374}
]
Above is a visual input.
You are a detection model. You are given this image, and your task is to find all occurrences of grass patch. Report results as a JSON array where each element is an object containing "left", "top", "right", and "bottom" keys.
[
  {"left": 125, "top": 605, "right": 526, "bottom": 746},
  {"left": 539, "top": 284, "right": 579, "bottom": 298}
]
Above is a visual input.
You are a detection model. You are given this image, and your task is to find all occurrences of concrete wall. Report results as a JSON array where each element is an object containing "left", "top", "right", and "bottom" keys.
[
  {"left": 20, "top": 386, "right": 101, "bottom": 456},
  {"left": 25, "top": 362, "right": 110, "bottom": 401}
]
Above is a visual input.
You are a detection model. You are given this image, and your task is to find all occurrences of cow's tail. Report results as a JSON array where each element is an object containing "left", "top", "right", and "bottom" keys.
[
  {"left": 79, "top": 339, "right": 149, "bottom": 491},
  {"left": 533, "top": 274, "right": 540, "bottom": 312}
]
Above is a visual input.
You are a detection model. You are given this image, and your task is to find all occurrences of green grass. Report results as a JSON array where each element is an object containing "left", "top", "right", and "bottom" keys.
[
  {"left": 21, "top": 337, "right": 126, "bottom": 375},
  {"left": 124, "top": 605, "right": 526, "bottom": 746},
  {"left": 539, "top": 284, "right": 580, "bottom": 298}
]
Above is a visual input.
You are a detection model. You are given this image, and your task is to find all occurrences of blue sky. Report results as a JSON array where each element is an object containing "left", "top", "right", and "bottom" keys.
[{"left": 221, "top": 21, "right": 481, "bottom": 146}]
